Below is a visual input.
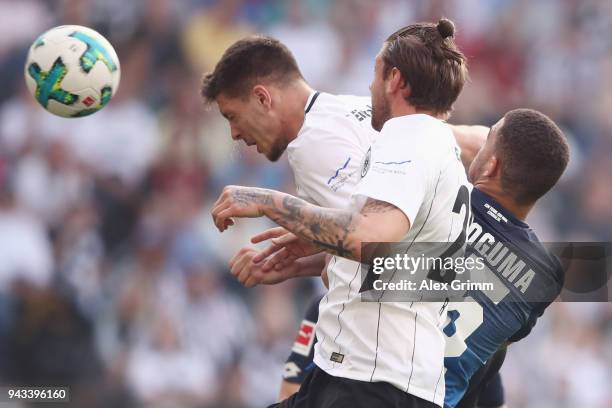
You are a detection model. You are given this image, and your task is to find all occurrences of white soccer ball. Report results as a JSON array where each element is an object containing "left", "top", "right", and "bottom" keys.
[{"left": 24, "top": 25, "right": 121, "bottom": 118}]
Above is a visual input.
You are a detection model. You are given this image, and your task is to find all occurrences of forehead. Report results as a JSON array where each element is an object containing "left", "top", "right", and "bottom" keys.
[
  {"left": 216, "top": 93, "right": 247, "bottom": 113},
  {"left": 375, "top": 46, "right": 385, "bottom": 64},
  {"left": 373, "top": 54, "right": 383, "bottom": 76},
  {"left": 493, "top": 117, "right": 505, "bottom": 130}
]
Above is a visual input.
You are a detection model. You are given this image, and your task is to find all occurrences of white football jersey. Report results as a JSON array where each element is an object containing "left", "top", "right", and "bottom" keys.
[
  {"left": 313, "top": 114, "right": 471, "bottom": 407},
  {"left": 286, "top": 92, "right": 376, "bottom": 209}
]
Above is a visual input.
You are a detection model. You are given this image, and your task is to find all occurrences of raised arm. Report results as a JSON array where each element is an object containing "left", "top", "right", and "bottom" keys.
[
  {"left": 211, "top": 186, "right": 409, "bottom": 261},
  {"left": 449, "top": 124, "right": 489, "bottom": 169}
]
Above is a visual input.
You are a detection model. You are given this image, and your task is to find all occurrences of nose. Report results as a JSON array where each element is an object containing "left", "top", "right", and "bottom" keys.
[{"left": 230, "top": 126, "right": 241, "bottom": 141}]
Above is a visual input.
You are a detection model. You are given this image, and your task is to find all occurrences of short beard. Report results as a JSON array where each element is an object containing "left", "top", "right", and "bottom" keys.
[
  {"left": 266, "top": 139, "right": 289, "bottom": 162},
  {"left": 371, "top": 94, "right": 391, "bottom": 131}
]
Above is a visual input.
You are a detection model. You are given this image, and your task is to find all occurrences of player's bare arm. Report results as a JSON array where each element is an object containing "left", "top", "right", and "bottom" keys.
[
  {"left": 449, "top": 124, "right": 489, "bottom": 168},
  {"left": 211, "top": 186, "right": 409, "bottom": 260}
]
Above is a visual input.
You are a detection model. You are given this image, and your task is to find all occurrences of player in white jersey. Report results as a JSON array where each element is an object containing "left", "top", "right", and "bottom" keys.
[
  {"left": 200, "top": 35, "right": 376, "bottom": 290},
  {"left": 210, "top": 19, "right": 470, "bottom": 407}
]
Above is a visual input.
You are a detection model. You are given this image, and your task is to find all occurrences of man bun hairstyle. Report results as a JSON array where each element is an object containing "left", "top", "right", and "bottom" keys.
[
  {"left": 201, "top": 35, "right": 303, "bottom": 103},
  {"left": 496, "top": 109, "right": 570, "bottom": 205},
  {"left": 382, "top": 18, "right": 467, "bottom": 116},
  {"left": 437, "top": 18, "right": 455, "bottom": 39}
]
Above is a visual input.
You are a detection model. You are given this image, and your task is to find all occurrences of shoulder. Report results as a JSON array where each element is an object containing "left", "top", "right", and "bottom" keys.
[
  {"left": 292, "top": 94, "right": 374, "bottom": 152},
  {"left": 380, "top": 115, "right": 452, "bottom": 144},
  {"left": 375, "top": 115, "right": 457, "bottom": 168},
  {"left": 316, "top": 92, "right": 371, "bottom": 112},
  {"left": 306, "top": 93, "right": 373, "bottom": 134}
]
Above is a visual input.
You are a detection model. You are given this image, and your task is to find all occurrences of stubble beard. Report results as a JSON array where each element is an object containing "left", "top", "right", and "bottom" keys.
[
  {"left": 266, "top": 138, "right": 289, "bottom": 162},
  {"left": 371, "top": 94, "right": 391, "bottom": 132}
]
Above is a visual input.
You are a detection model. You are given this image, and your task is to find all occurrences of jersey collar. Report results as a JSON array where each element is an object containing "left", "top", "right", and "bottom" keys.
[
  {"left": 473, "top": 188, "right": 530, "bottom": 229},
  {"left": 304, "top": 91, "right": 320, "bottom": 114}
]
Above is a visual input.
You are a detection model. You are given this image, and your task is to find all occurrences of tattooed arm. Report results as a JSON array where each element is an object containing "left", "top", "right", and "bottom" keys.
[{"left": 211, "top": 186, "right": 410, "bottom": 260}]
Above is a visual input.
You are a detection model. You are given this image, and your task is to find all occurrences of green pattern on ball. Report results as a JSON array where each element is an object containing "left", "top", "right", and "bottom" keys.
[
  {"left": 33, "top": 36, "right": 45, "bottom": 48},
  {"left": 71, "top": 86, "right": 113, "bottom": 117},
  {"left": 69, "top": 31, "right": 117, "bottom": 73},
  {"left": 27, "top": 58, "right": 78, "bottom": 108}
]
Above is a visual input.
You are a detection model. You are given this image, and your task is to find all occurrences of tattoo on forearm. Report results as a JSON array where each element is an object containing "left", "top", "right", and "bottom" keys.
[
  {"left": 312, "top": 239, "right": 350, "bottom": 257},
  {"left": 262, "top": 194, "right": 358, "bottom": 259},
  {"left": 232, "top": 189, "right": 273, "bottom": 207}
]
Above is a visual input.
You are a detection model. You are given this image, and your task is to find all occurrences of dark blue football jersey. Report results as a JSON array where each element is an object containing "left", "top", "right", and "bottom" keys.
[{"left": 443, "top": 188, "right": 565, "bottom": 408}]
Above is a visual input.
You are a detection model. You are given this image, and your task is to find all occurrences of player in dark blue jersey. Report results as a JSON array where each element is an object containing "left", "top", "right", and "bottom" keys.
[
  {"left": 455, "top": 349, "right": 506, "bottom": 408},
  {"left": 442, "top": 108, "right": 569, "bottom": 407}
]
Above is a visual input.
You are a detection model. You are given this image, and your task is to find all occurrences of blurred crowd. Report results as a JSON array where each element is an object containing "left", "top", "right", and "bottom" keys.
[{"left": 0, "top": 0, "right": 610, "bottom": 407}]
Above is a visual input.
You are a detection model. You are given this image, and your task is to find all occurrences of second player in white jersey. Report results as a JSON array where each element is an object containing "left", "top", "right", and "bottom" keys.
[{"left": 314, "top": 114, "right": 470, "bottom": 406}]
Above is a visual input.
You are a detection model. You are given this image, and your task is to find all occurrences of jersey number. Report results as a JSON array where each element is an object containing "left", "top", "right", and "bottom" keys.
[
  {"left": 443, "top": 300, "right": 484, "bottom": 357},
  {"left": 427, "top": 184, "right": 471, "bottom": 283}
]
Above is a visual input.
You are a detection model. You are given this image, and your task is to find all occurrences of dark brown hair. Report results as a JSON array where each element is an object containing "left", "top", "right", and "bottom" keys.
[
  {"left": 201, "top": 36, "right": 302, "bottom": 103},
  {"left": 381, "top": 18, "right": 467, "bottom": 115},
  {"left": 496, "top": 109, "right": 570, "bottom": 205}
]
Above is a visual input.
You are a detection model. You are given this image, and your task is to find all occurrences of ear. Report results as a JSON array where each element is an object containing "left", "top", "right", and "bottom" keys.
[
  {"left": 387, "top": 67, "right": 410, "bottom": 98},
  {"left": 252, "top": 85, "right": 272, "bottom": 109},
  {"left": 483, "top": 155, "right": 500, "bottom": 178}
]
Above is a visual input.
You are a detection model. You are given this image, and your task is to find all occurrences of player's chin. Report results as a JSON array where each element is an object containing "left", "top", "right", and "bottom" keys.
[
  {"left": 371, "top": 115, "right": 384, "bottom": 132},
  {"left": 265, "top": 144, "right": 286, "bottom": 162}
]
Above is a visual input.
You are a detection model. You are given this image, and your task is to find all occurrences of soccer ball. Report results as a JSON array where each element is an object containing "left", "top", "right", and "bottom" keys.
[{"left": 24, "top": 25, "right": 120, "bottom": 118}]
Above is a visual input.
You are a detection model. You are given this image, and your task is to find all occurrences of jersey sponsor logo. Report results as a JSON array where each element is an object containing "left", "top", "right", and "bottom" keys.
[
  {"left": 283, "top": 362, "right": 301, "bottom": 379},
  {"left": 291, "top": 320, "right": 316, "bottom": 356},
  {"left": 347, "top": 105, "right": 372, "bottom": 122},
  {"left": 330, "top": 352, "right": 344, "bottom": 363},
  {"left": 368, "top": 158, "right": 412, "bottom": 176},
  {"left": 328, "top": 157, "right": 355, "bottom": 191},
  {"left": 327, "top": 157, "right": 351, "bottom": 185},
  {"left": 374, "top": 160, "right": 411, "bottom": 165},
  {"left": 484, "top": 203, "right": 508, "bottom": 223},
  {"left": 361, "top": 147, "right": 371, "bottom": 178}
]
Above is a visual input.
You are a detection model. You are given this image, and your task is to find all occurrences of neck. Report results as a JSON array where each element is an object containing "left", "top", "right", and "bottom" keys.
[
  {"left": 390, "top": 100, "right": 446, "bottom": 120},
  {"left": 283, "top": 79, "right": 315, "bottom": 143},
  {"left": 474, "top": 182, "right": 533, "bottom": 221}
]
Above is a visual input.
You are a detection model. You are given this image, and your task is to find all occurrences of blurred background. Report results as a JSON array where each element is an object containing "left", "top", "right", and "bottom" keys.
[{"left": 0, "top": 0, "right": 611, "bottom": 407}]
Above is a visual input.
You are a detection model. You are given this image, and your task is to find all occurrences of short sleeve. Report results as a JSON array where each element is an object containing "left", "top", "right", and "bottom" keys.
[{"left": 289, "top": 119, "right": 370, "bottom": 209}]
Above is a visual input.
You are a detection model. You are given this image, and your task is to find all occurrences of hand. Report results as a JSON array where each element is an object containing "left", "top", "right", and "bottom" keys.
[
  {"left": 211, "top": 185, "right": 272, "bottom": 232},
  {"left": 229, "top": 247, "right": 298, "bottom": 288},
  {"left": 251, "top": 228, "right": 322, "bottom": 271}
]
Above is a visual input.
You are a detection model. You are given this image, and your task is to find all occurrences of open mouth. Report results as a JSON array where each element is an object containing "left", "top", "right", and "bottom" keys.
[{"left": 241, "top": 139, "right": 261, "bottom": 152}]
